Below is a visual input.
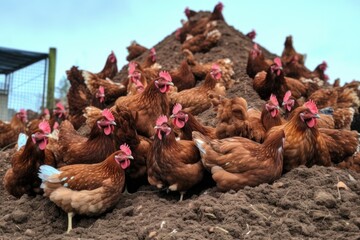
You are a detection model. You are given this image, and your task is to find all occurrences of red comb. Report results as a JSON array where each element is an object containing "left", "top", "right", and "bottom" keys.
[
  {"left": 172, "top": 103, "right": 183, "bottom": 114},
  {"left": 159, "top": 71, "right": 172, "bottom": 82},
  {"left": 44, "top": 108, "right": 50, "bottom": 115},
  {"left": 150, "top": 48, "right": 156, "bottom": 55},
  {"left": 211, "top": 63, "right": 220, "bottom": 71},
  {"left": 270, "top": 94, "right": 279, "bottom": 106},
  {"left": 39, "top": 120, "right": 51, "bottom": 134},
  {"left": 156, "top": 115, "right": 168, "bottom": 126},
  {"left": 20, "top": 109, "right": 26, "bottom": 114},
  {"left": 128, "top": 62, "right": 137, "bottom": 75},
  {"left": 56, "top": 102, "right": 65, "bottom": 111},
  {"left": 99, "top": 86, "right": 105, "bottom": 95},
  {"left": 120, "top": 143, "right": 132, "bottom": 156},
  {"left": 274, "top": 57, "right": 282, "bottom": 67},
  {"left": 304, "top": 100, "right": 318, "bottom": 114},
  {"left": 283, "top": 90, "right": 292, "bottom": 102},
  {"left": 216, "top": 2, "right": 224, "bottom": 10},
  {"left": 102, "top": 109, "right": 115, "bottom": 121},
  {"left": 185, "top": 7, "right": 190, "bottom": 15}
]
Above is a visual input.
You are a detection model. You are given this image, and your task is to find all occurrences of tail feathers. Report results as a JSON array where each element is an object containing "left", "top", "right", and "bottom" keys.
[
  {"left": 84, "top": 106, "right": 103, "bottom": 127},
  {"left": 38, "top": 165, "right": 61, "bottom": 188},
  {"left": 192, "top": 131, "right": 210, "bottom": 155},
  {"left": 16, "top": 133, "right": 28, "bottom": 150},
  {"left": 319, "top": 107, "right": 334, "bottom": 115},
  {"left": 194, "top": 138, "right": 206, "bottom": 155},
  {"left": 82, "top": 70, "right": 96, "bottom": 92},
  {"left": 66, "top": 66, "right": 84, "bottom": 86}
]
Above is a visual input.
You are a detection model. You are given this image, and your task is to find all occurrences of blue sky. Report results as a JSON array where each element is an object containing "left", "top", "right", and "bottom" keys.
[{"left": 1, "top": 0, "right": 359, "bottom": 97}]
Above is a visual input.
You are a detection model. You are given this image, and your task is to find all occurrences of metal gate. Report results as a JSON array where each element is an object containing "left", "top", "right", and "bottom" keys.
[{"left": 0, "top": 47, "right": 54, "bottom": 121}]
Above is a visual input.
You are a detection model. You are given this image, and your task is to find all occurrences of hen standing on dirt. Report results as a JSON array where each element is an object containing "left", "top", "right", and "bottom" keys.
[
  {"left": 38, "top": 144, "right": 133, "bottom": 233},
  {"left": 147, "top": 116, "right": 204, "bottom": 201},
  {"left": 4, "top": 121, "right": 56, "bottom": 198}
]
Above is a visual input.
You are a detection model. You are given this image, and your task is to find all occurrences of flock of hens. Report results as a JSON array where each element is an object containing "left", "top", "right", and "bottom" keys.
[{"left": 1, "top": 2, "right": 360, "bottom": 234}]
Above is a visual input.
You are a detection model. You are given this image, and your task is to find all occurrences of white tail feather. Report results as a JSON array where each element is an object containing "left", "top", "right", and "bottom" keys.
[{"left": 38, "top": 165, "right": 61, "bottom": 187}]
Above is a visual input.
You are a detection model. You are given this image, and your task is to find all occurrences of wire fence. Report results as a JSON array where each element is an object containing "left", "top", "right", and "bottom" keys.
[{"left": 0, "top": 59, "right": 48, "bottom": 121}]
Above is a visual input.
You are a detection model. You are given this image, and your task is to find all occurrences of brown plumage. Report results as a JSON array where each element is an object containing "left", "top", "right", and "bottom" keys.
[
  {"left": 178, "top": 2, "right": 224, "bottom": 44},
  {"left": 253, "top": 60, "right": 307, "bottom": 103},
  {"left": 66, "top": 66, "right": 93, "bottom": 129},
  {"left": 4, "top": 122, "right": 56, "bottom": 198},
  {"left": 260, "top": 95, "right": 284, "bottom": 132},
  {"left": 111, "top": 105, "right": 152, "bottom": 192},
  {"left": 126, "top": 41, "right": 148, "bottom": 61},
  {"left": 267, "top": 101, "right": 332, "bottom": 173},
  {"left": 38, "top": 147, "right": 133, "bottom": 233},
  {"left": 215, "top": 96, "right": 265, "bottom": 142},
  {"left": 126, "top": 61, "right": 149, "bottom": 96},
  {"left": 337, "top": 152, "right": 360, "bottom": 173},
  {"left": 192, "top": 129, "right": 285, "bottom": 192},
  {"left": 318, "top": 128, "right": 359, "bottom": 164},
  {"left": 0, "top": 110, "right": 27, "bottom": 149},
  {"left": 83, "top": 70, "right": 126, "bottom": 104},
  {"left": 112, "top": 71, "right": 173, "bottom": 138},
  {"left": 308, "top": 88, "right": 339, "bottom": 109},
  {"left": 140, "top": 48, "right": 157, "bottom": 69},
  {"left": 95, "top": 51, "right": 118, "bottom": 80},
  {"left": 170, "top": 103, "right": 216, "bottom": 140},
  {"left": 170, "top": 60, "right": 196, "bottom": 91},
  {"left": 246, "top": 44, "right": 272, "bottom": 79},
  {"left": 333, "top": 107, "right": 355, "bottom": 130},
  {"left": 182, "top": 28, "right": 221, "bottom": 54},
  {"left": 316, "top": 114, "right": 335, "bottom": 129},
  {"left": 147, "top": 116, "right": 203, "bottom": 201},
  {"left": 182, "top": 49, "right": 234, "bottom": 88},
  {"left": 66, "top": 52, "right": 118, "bottom": 129},
  {"left": 281, "top": 35, "right": 306, "bottom": 65},
  {"left": 170, "top": 64, "right": 225, "bottom": 115},
  {"left": 56, "top": 116, "right": 117, "bottom": 166}
]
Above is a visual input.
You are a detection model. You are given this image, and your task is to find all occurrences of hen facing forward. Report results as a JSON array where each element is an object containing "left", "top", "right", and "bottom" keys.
[
  {"left": 147, "top": 116, "right": 203, "bottom": 201},
  {"left": 56, "top": 109, "right": 117, "bottom": 166},
  {"left": 4, "top": 121, "right": 56, "bottom": 198},
  {"left": 170, "top": 103, "right": 216, "bottom": 140}
]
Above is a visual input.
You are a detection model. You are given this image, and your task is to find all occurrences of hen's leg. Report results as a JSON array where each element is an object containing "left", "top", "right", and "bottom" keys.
[
  {"left": 179, "top": 191, "right": 186, "bottom": 202},
  {"left": 66, "top": 212, "right": 74, "bottom": 233}
]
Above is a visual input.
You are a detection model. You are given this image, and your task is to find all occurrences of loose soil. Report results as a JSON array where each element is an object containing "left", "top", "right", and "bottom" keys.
[{"left": 1, "top": 11, "right": 360, "bottom": 240}]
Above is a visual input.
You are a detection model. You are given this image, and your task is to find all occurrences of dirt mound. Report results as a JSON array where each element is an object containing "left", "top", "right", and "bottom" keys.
[
  {"left": 1, "top": 147, "right": 360, "bottom": 239},
  {"left": 1, "top": 10, "right": 360, "bottom": 240}
]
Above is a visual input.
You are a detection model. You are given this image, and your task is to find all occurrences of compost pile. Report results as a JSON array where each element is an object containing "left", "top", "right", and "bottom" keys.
[{"left": 1, "top": 8, "right": 360, "bottom": 240}]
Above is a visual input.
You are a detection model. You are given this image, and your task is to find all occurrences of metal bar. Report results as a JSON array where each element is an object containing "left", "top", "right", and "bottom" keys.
[
  {"left": 42, "top": 58, "right": 48, "bottom": 110},
  {"left": 46, "top": 48, "right": 56, "bottom": 109}
]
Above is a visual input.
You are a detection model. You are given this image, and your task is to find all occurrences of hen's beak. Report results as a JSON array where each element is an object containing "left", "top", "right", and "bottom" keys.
[
  {"left": 314, "top": 114, "right": 320, "bottom": 118},
  {"left": 128, "top": 155, "right": 134, "bottom": 160},
  {"left": 169, "top": 114, "right": 175, "bottom": 119},
  {"left": 154, "top": 126, "right": 160, "bottom": 129},
  {"left": 166, "top": 82, "right": 174, "bottom": 86},
  {"left": 110, "top": 121, "right": 117, "bottom": 126}
]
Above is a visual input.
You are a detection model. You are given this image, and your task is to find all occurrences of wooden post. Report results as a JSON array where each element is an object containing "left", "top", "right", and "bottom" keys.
[{"left": 47, "top": 47, "right": 56, "bottom": 109}]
